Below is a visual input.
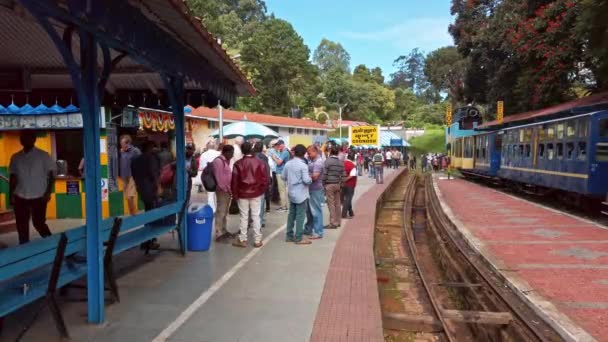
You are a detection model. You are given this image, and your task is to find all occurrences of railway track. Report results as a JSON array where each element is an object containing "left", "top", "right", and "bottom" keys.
[{"left": 376, "top": 172, "right": 563, "bottom": 341}]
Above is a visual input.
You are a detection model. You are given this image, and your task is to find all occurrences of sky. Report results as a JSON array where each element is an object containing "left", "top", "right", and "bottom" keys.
[{"left": 265, "top": 0, "right": 454, "bottom": 77}]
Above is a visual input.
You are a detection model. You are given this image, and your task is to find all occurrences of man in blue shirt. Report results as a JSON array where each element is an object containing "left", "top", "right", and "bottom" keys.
[
  {"left": 281, "top": 144, "right": 312, "bottom": 244},
  {"left": 304, "top": 145, "right": 325, "bottom": 239},
  {"left": 269, "top": 140, "right": 290, "bottom": 212}
]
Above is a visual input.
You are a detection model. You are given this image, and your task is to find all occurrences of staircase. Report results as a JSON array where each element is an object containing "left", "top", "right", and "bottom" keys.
[{"left": 0, "top": 209, "right": 16, "bottom": 234}]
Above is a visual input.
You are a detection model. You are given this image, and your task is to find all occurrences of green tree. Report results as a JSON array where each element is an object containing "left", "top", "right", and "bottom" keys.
[
  {"left": 239, "top": 18, "right": 314, "bottom": 115},
  {"left": 353, "top": 64, "right": 371, "bottom": 83},
  {"left": 313, "top": 38, "right": 351, "bottom": 74},
  {"left": 389, "top": 48, "right": 428, "bottom": 92},
  {"left": 424, "top": 46, "right": 468, "bottom": 103},
  {"left": 576, "top": 0, "right": 608, "bottom": 89}
]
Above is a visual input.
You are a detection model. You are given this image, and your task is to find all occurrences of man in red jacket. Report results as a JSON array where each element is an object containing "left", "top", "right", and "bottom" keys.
[
  {"left": 231, "top": 142, "right": 270, "bottom": 248},
  {"left": 342, "top": 151, "right": 358, "bottom": 219}
]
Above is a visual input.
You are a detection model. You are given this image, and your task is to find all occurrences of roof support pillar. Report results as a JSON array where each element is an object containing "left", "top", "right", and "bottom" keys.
[
  {"left": 163, "top": 75, "right": 187, "bottom": 251},
  {"left": 19, "top": 0, "right": 105, "bottom": 323}
]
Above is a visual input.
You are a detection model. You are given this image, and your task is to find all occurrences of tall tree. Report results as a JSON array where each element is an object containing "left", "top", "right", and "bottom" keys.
[
  {"left": 389, "top": 48, "right": 428, "bottom": 93},
  {"left": 424, "top": 46, "right": 468, "bottom": 103},
  {"left": 313, "top": 39, "right": 351, "bottom": 74},
  {"left": 370, "top": 67, "right": 385, "bottom": 85},
  {"left": 239, "top": 18, "right": 314, "bottom": 115},
  {"left": 576, "top": 0, "right": 608, "bottom": 90}
]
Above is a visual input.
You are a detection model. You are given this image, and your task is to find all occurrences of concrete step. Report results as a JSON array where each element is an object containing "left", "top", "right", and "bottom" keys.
[{"left": 0, "top": 209, "right": 14, "bottom": 223}]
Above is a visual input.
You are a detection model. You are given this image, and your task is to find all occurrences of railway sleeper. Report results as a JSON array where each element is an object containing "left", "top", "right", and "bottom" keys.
[
  {"left": 382, "top": 313, "right": 444, "bottom": 333},
  {"left": 441, "top": 309, "right": 513, "bottom": 326}
]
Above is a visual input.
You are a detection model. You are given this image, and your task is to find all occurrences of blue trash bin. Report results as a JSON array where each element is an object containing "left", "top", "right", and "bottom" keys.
[{"left": 187, "top": 203, "right": 214, "bottom": 251}]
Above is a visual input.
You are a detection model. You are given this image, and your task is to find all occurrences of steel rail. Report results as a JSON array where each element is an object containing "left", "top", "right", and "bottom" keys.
[
  {"left": 424, "top": 173, "right": 551, "bottom": 341},
  {"left": 401, "top": 174, "right": 457, "bottom": 342}
]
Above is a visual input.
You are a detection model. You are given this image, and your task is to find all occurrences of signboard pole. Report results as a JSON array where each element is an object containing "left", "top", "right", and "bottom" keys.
[{"left": 218, "top": 100, "right": 224, "bottom": 142}]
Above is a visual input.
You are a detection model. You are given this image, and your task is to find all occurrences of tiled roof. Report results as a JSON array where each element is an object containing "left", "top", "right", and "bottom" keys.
[
  {"left": 481, "top": 91, "right": 608, "bottom": 128},
  {"left": 190, "top": 106, "right": 330, "bottom": 130}
]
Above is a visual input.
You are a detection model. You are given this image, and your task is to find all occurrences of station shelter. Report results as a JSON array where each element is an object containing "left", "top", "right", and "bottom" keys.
[{"left": 0, "top": 0, "right": 253, "bottom": 324}]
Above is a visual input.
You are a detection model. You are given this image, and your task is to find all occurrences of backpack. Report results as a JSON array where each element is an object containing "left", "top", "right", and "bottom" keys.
[
  {"left": 160, "top": 164, "right": 175, "bottom": 186},
  {"left": 201, "top": 161, "right": 217, "bottom": 192}
]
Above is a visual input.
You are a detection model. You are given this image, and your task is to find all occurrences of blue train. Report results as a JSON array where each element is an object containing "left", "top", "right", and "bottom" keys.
[{"left": 446, "top": 93, "right": 608, "bottom": 202}]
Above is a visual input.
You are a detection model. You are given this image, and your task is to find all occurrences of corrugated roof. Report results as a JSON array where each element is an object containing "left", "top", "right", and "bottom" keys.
[
  {"left": 190, "top": 106, "right": 330, "bottom": 130},
  {"left": 480, "top": 91, "right": 608, "bottom": 128}
]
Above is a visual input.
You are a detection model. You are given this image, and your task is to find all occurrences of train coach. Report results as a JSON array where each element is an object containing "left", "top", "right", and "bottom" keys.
[{"left": 446, "top": 92, "right": 608, "bottom": 202}]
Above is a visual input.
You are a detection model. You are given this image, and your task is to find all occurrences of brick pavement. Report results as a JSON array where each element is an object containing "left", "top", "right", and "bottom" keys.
[
  {"left": 310, "top": 168, "right": 407, "bottom": 342},
  {"left": 436, "top": 177, "right": 607, "bottom": 341}
]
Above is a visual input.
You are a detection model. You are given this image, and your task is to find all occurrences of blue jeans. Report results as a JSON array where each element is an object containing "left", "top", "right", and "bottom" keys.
[
  {"left": 369, "top": 164, "right": 376, "bottom": 178},
  {"left": 260, "top": 194, "right": 266, "bottom": 226},
  {"left": 305, "top": 190, "right": 324, "bottom": 237},
  {"left": 286, "top": 201, "right": 307, "bottom": 242},
  {"left": 375, "top": 165, "right": 384, "bottom": 184}
]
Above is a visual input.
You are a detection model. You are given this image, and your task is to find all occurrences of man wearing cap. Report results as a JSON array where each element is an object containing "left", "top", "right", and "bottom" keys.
[{"left": 269, "top": 139, "right": 290, "bottom": 212}]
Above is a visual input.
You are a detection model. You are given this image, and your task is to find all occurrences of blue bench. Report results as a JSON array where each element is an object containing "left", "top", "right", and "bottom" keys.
[{"left": 0, "top": 200, "right": 187, "bottom": 339}]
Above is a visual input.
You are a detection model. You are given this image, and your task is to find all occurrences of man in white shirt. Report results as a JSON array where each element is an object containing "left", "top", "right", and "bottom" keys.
[
  {"left": 199, "top": 140, "right": 221, "bottom": 212},
  {"left": 9, "top": 131, "right": 56, "bottom": 244},
  {"left": 385, "top": 149, "right": 392, "bottom": 168}
]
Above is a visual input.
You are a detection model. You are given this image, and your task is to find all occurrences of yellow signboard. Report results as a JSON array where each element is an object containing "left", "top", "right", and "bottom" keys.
[
  {"left": 350, "top": 125, "right": 379, "bottom": 146},
  {"left": 497, "top": 101, "right": 504, "bottom": 123},
  {"left": 446, "top": 103, "right": 453, "bottom": 125}
]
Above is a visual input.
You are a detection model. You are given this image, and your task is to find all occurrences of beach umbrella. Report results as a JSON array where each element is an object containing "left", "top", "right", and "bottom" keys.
[{"left": 211, "top": 121, "right": 279, "bottom": 139}]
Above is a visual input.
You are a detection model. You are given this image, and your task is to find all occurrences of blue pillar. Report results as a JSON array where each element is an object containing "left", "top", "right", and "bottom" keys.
[
  {"left": 163, "top": 75, "right": 187, "bottom": 249},
  {"left": 17, "top": 2, "right": 105, "bottom": 323},
  {"left": 79, "top": 31, "right": 105, "bottom": 323}
]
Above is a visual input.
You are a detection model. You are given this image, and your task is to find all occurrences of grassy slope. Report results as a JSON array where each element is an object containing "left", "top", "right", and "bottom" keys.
[{"left": 408, "top": 129, "right": 446, "bottom": 155}]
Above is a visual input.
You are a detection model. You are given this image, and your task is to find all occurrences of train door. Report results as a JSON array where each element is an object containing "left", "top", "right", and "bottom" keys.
[
  {"left": 590, "top": 113, "right": 608, "bottom": 196},
  {"left": 491, "top": 133, "right": 502, "bottom": 175}
]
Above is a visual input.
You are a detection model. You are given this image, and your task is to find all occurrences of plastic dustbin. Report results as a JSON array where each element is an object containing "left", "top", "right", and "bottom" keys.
[{"left": 187, "top": 203, "right": 214, "bottom": 251}]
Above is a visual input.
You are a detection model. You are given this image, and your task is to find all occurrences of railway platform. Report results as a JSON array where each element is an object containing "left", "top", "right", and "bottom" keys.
[
  {"left": 1, "top": 167, "right": 402, "bottom": 342},
  {"left": 435, "top": 175, "right": 608, "bottom": 341}
]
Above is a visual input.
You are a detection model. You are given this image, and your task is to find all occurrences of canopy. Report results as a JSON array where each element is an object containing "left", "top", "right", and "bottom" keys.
[
  {"left": 381, "top": 131, "right": 410, "bottom": 147},
  {"left": 211, "top": 121, "right": 279, "bottom": 139},
  {"left": 0, "top": 101, "right": 79, "bottom": 115}
]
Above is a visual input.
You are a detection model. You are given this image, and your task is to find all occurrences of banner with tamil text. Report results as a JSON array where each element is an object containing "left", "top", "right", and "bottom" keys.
[{"left": 349, "top": 125, "right": 379, "bottom": 146}]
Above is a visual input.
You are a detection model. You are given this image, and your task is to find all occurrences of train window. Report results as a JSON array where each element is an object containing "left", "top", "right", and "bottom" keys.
[
  {"left": 579, "top": 119, "right": 588, "bottom": 138},
  {"left": 577, "top": 142, "right": 586, "bottom": 161},
  {"left": 596, "top": 143, "right": 608, "bottom": 162},
  {"left": 557, "top": 124, "right": 565, "bottom": 139},
  {"left": 525, "top": 144, "right": 531, "bottom": 158},
  {"left": 547, "top": 127, "right": 555, "bottom": 140},
  {"left": 519, "top": 144, "right": 524, "bottom": 157},
  {"left": 538, "top": 144, "right": 545, "bottom": 158},
  {"left": 556, "top": 143, "right": 564, "bottom": 158},
  {"left": 600, "top": 119, "right": 608, "bottom": 138},
  {"left": 538, "top": 128, "right": 546, "bottom": 141},
  {"left": 547, "top": 143, "right": 554, "bottom": 160},
  {"left": 567, "top": 121, "right": 576, "bottom": 137},
  {"left": 566, "top": 142, "right": 575, "bottom": 159},
  {"left": 519, "top": 130, "right": 524, "bottom": 143},
  {"left": 524, "top": 129, "right": 532, "bottom": 142}
]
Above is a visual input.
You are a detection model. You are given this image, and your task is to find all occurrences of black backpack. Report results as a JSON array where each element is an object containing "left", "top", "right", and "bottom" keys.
[{"left": 201, "top": 161, "right": 217, "bottom": 192}]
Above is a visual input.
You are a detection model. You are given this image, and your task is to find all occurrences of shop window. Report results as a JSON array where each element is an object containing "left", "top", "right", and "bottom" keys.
[
  {"left": 547, "top": 143, "right": 554, "bottom": 160},
  {"left": 525, "top": 144, "right": 531, "bottom": 158},
  {"left": 567, "top": 121, "right": 576, "bottom": 137},
  {"left": 557, "top": 123, "right": 565, "bottom": 139},
  {"left": 288, "top": 127, "right": 295, "bottom": 134},
  {"left": 566, "top": 142, "right": 575, "bottom": 159},
  {"left": 296, "top": 128, "right": 303, "bottom": 134},
  {"left": 320, "top": 130, "right": 325, "bottom": 136},
  {"left": 54, "top": 130, "right": 84, "bottom": 177},
  {"left": 304, "top": 129, "right": 310, "bottom": 135},
  {"left": 313, "top": 129, "right": 318, "bottom": 135},
  {"left": 538, "top": 144, "right": 545, "bottom": 158},
  {"left": 578, "top": 142, "right": 587, "bottom": 161},
  {"left": 207, "top": 121, "right": 217, "bottom": 129},
  {"left": 556, "top": 143, "right": 564, "bottom": 158},
  {"left": 600, "top": 119, "right": 608, "bottom": 138}
]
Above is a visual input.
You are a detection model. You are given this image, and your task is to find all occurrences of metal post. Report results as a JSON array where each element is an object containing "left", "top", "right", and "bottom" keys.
[
  {"left": 218, "top": 100, "right": 224, "bottom": 142},
  {"left": 80, "top": 31, "right": 105, "bottom": 324},
  {"left": 164, "top": 75, "right": 187, "bottom": 249}
]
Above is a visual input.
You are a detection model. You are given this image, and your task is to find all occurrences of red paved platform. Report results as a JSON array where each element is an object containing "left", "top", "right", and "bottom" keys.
[
  {"left": 311, "top": 168, "right": 407, "bottom": 342},
  {"left": 436, "top": 177, "right": 608, "bottom": 341}
]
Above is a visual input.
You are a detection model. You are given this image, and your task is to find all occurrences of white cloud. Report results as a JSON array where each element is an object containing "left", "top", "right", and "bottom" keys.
[{"left": 340, "top": 17, "right": 453, "bottom": 51}]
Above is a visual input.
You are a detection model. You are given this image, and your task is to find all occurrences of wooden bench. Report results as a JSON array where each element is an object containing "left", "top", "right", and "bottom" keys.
[{"left": 0, "top": 200, "right": 187, "bottom": 338}]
